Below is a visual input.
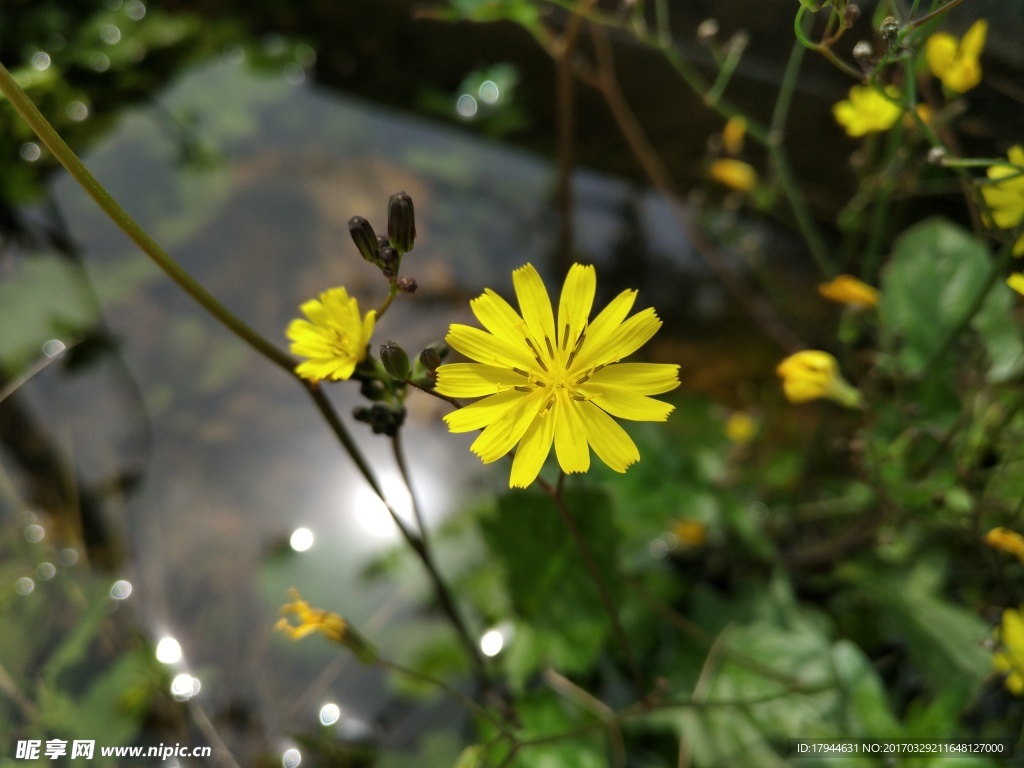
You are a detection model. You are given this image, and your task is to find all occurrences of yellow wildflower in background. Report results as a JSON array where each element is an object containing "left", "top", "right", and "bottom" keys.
[
  {"left": 724, "top": 412, "right": 756, "bottom": 444},
  {"left": 672, "top": 519, "right": 708, "bottom": 548},
  {"left": 985, "top": 527, "right": 1024, "bottom": 562},
  {"left": 722, "top": 116, "right": 747, "bottom": 156},
  {"left": 435, "top": 263, "right": 680, "bottom": 488},
  {"left": 286, "top": 287, "right": 376, "bottom": 382},
  {"left": 776, "top": 351, "right": 862, "bottom": 408},
  {"left": 710, "top": 159, "right": 758, "bottom": 193},
  {"left": 833, "top": 85, "right": 902, "bottom": 137},
  {"left": 981, "top": 146, "right": 1024, "bottom": 256},
  {"left": 275, "top": 588, "right": 378, "bottom": 661},
  {"left": 818, "top": 274, "right": 880, "bottom": 309},
  {"left": 994, "top": 606, "right": 1024, "bottom": 695},
  {"left": 926, "top": 19, "right": 986, "bottom": 93},
  {"left": 1008, "top": 274, "right": 1024, "bottom": 296}
]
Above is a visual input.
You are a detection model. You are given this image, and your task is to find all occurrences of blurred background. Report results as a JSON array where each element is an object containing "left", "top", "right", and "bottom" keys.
[{"left": 2, "top": 0, "right": 1023, "bottom": 765}]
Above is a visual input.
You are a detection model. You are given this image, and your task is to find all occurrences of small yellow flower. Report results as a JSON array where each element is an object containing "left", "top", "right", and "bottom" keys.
[
  {"left": 435, "top": 263, "right": 680, "bottom": 488},
  {"left": 672, "top": 519, "right": 708, "bottom": 548},
  {"left": 994, "top": 606, "right": 1024, "bottom": 695},
  {"left": 286, "top": 287, "right": 376, "bottom": 382},
  {"left": 722, "top": 116, "right": 747, "bottom": 156},
  {"left": 833, "top": 85, "right": 902, "bottom": 137},
  {"left": 776, "top": 351, "right": 862, "bottom": 408},
  {"left": 724, "top": 412, "right": 756, "bottom": 444},
  {"left": 1008, "top": 273, "right": 1024, "bottom": 296},
  {"left": 275, "top": 589, "right": 378, "bottom": 661},
  {"left": 710, "top": 159, "right": 757, "bottom": 193},
  {"left": 818, "top": 274, "right": 880, "bottom": 309},
  {"left": 981, "top": 146, "right": 1024, "bottom": 256},
  {"left": 926, "top": 19, "right": 986, "bottom": 94},
  {"left": 985, "top": 527, "right": 1024, "bottom": 562}
]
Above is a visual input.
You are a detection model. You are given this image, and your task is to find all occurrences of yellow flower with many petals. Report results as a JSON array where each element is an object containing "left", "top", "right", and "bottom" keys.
[
  {"left": 435, "top": 263, "right": 680, "bottom": 488},
  {"left": 926, "top": 19, "right": 986, "bottom": 94},
  {"left": 981, "top": 146, "right": 1024, "bottom": 256},
  {"left": 994, "top": 606, "right": 1024, "bottom": 695},
  {"left": 986, "top": 527, "right": 1024, "bottom": 562},
  {"left": 818, "top": 274, "right": 880, "bottom": 309},
  {"left": 286, "top": 287, "right": 376, "bottom": 382},
  {"left": 710, "top": 159, "right": 758, "bottom": 193},
  {"left": 833, "top": 85, "right": 902, "bottom": 137},
  {"left": 776, "top": 351, "right": 862, "bottom": 408}
]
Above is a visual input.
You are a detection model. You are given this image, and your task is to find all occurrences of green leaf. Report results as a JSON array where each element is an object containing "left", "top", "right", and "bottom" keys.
[
  {"left": 879, "top": 219, "right": 1009, "bottom": 376},
  {"left": 480, "top": 488, "right": 619, "bottom": 677}
]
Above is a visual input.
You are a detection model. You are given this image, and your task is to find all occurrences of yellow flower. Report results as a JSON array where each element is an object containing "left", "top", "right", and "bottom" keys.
[
  {"left": 286, "top": 287, "right": 376, "bottom": 382},
  {"left": 722, "top": 116, "right": 747, "bottom": 156},
  {"left": 985, "top": 527, "right": 1024, "bottom": 562},
  {"left": 776, "top": 351, "right": 862, "bottom": 408},
  {"left": 818, "top": 274, "right": 880, "bottom": 309},
  {"left": 672, "top": 519, "right": 708, "bottom": 548},
  {"left": 275, "top": 589, "right": 378, "bottom": 661},
  {"left": 994, "top": 606, "right": 1024, "bottom": 695},
  {"left": 724, "top": 412, "right": 756, "bottom": 444},
  {"left": 981, "top": 146, "right": 1024, "bottom": 256},
  {"left": 1008, "top": 273, "right": 1024, "bottom": 296},
  {"left": 926, "top": 19, "right": 986, "bottom": 94},
  {"left": 435, "top": 263, "right": 680, "bottom": 488},
  {"left": 710, "top": 159, "right": 757, "bottom": 193},
  {"left": 833, "top": 85, "right": 902, "bottom": 137}
]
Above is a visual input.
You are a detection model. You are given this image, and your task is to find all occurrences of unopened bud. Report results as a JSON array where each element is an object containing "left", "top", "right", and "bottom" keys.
[
  {"left": 879, "top": 16, "right": 900, "bottom": 46},
  {"left": 376, "top": 234, "right": 391, "bottom": 252},
  {"left": 380, "top": 340, "right": 411, "bottom": 382},
  {"left": 927, "top": 147, "right": 946, "bottom": 165},
  {"left": 843, "top": 3, "right": 860, "bottom": 26},
  {"left": 360, "top": 378, "right": 387, "bottom": 401},
  {"left": 397, "top": 276, "right": 417, "bottom": 294},
  {"left": 419, "top": 346, "right": 442, "bottom": 372},
  {"left": 349, "top": 216, "right": 381, "bottom": 265},
  {"left": 387, "top": 191, "right": 416, "bottom": 255},
  {"left": 696, "top": 18, "right": 719, "bottom": 45},
  {"left": 853, "top": 40, "right": 874, "bottom": 70}
]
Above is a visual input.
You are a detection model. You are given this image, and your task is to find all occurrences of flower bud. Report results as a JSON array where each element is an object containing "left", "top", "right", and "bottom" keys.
[
  {"left": 879, "top": 16, "right": 900, "bottom": 46},
  {"left": 380, "top": 340, "right": 411, "bottom": 382},
  {"left": 419, "top": 346, "right": 442, "bottom": 372},
  {"left": 397, "top": 276, "right": 417, "bottom": 294},
  {"left": 349, "top": 216, "right": 381, "bottom": 265},
  {"left": 852, "top": 40, "right": 875, "bottom": 71},
  {"left": 696, "top": 18, "right": 718, "bottom": 45},
  {"left": 360, "top": 378, "right": 387, "bottom": 401},
  {"left": 387, "top": 191, "right": 416, "bottom": 255}
]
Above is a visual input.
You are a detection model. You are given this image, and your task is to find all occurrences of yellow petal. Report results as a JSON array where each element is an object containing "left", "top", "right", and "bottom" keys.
[
  {"left": 512, "top": 263, "right": 556, "bottom": 345},
  {"left": 592, "top": 307, "right": 663, "bottom": 365},
  {"left": 470, "top": 388, "right": 546, "bottom": 462},
  {"left": 960, "top": 19, "right": 987, "bottom": 61},
  {"left": 553, "top": 392, "right": 591, "bottom": 474},
  {"left": 579, "top": 400, "right": 640, "bottom": 472},
  {"left": 557, "top": 263, "right": 596, "bottom": 346},
  {"left": 446, "top": 324, "right": 536, "bottom": 370},
  {"left": 926, "top": 33, "right": 957, "bottom": 78},
  {"left": 1008, "top": 274, "right": 1024, "bottom": 296},
  {"left": 434, "top": 363, "right": 528, "bottom": 397},
  {"left": 509, "top": 408, "right": 556, "bottom": 488},
  {"left": 470, "top": 289, "right": 527, "bottom": 342},
  {"left": 574, "top": 289, "right": 637, "bottom": 367},
  {"left": 586, "top": 363, "right": 680, "bottom": 395},
  {"left": 444, "top": 390, "right": 527, "bottom": 432},
  {"left": 586, "top": 387, "right": 676, "bottom": 421}
]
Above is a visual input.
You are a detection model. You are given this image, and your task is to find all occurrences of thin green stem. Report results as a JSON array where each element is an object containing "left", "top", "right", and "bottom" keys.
[
  {"left": 769, "top": 38, "right": 807, "bottom": 144},
  {"left": 768, "top": 144, "right": 834, "bottom": 276},
  {"left": 375, "top": 283, "right": 399, "bottom": 318},
  {"left": 391, "top": 430, "right": 430, "bottom": 545},
  {"left": 408, "top": 379, "right": 463, "bottom": 409},
  {"left": 0, "top": 59, "right": 296, "bottom": 374},
  {"left": 536, "top": 474, "right": 645, "bottom": 698}
]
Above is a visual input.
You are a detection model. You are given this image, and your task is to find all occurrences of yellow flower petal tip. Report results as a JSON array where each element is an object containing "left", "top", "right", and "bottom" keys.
[
  {"left": 722, "top": 116, "right": 747, "bottom": 156},
  {"left": 833, "top": 85, "right": 902, "bottom": 137},
  {"left": 1008, "top": 274, "right": 1024, "bottom": 296},
  {"left": 981, "top": 147, "right": 1024, "bottom": 257},
  {"left": 275, "top": 589, "right": 378, "bottom": 661},
  {"left": 985, "top": 527, "right": 1024, "bottom": 562},
  {"left": 435, "top": 263, "right": 680, "bottom": 488},
  {"left": 286, "top": 287, "right": 376, "bottom": 382},
  {"left": 818, "top": 274, "right": 880, "bottom": 309},
  {"left": 710, "top": 159, "right": 758, "bottom": 193},
  {"left": 776, "top": 351, "right": 863, "bottom": 408},
  {"left": 926, "top": 19, "right": 986, "bottom": 93},
  {"left": 994, "top": 605, "right": 1024, "bottom": 695}
]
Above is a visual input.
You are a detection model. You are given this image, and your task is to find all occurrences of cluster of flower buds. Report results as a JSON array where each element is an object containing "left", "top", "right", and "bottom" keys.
[
  {"left": 347, "top": 192, "right": 417, "bottom": 280},
  {"left": 353, "top": 403, "right": 407, "bottom": 437}
]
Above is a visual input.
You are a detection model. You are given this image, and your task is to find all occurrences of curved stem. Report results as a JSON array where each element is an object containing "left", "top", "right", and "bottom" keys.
[
  {"left": 536, "top": 474, "right": 645, "bottom": 698},
  {"left": 408, "top": 379, "right": 463, "bottom": 409},
  {"left": 392, "top": 430, "right": 429, "bottom": 544}
]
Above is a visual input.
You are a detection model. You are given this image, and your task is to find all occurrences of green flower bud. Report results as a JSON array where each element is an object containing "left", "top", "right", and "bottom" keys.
[
  {"left": 380, "top": 340, "right": 411, "bottom": 382},
  {"left": 349, "top": 217, "right": 381, "bottom": 265},
  {"left": 388, "top": 191, "right": 416, "bottom": 255},
  {"left": 397, "top": 276, "right": 417, "bottom": 294},
  {"left": 360, "top": 378, "right": 387, "bottom": 401},
  {"left": 419, "top": 346, "right": 442, "bottom": 372}
]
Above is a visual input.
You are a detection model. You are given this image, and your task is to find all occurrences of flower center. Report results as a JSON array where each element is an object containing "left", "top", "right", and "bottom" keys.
[{"left": 512, "top": 323, "right": 604, "bottom": 409}]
